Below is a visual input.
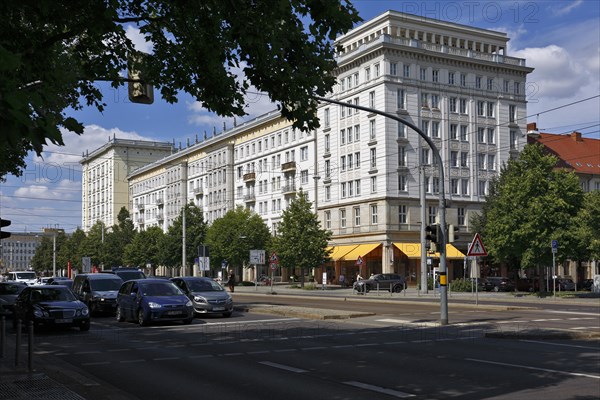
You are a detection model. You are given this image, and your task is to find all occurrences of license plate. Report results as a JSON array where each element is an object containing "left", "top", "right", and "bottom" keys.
[
  {"left": 166, "top": 311, "right": 182, "bottom": 316},
  {"left": 55, "top": 318, "right": 73, "bottom": 324},
  {"left": 213, "top": 307, "right": 225, "bottom": 311}
]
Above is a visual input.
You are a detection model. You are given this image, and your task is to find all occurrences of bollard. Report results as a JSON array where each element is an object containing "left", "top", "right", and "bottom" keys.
[
  {"left": 15, "top": 319, "right": 21, "bottom": 367},
  {"left": 1, "top": 316, "right": 5, "bottom": 358},
  {"left": 28, "top": 321, "right": 34, "bottom": 372}
]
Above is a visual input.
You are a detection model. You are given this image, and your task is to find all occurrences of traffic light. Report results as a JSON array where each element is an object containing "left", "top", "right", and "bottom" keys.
[
  {"left": 0, "top": 218, "right": 11, "bottom": 239},
  {"left": 425, "top": 224, "right": 440, "bottom": 246},
  {"left": 448, "top": 224, "right": 459, "bottom": 243},
  {"left": 127, "top": 51, "right": 154, "bottom": 104}
]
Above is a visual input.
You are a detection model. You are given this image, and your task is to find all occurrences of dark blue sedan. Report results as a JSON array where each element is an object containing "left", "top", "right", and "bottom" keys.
[{"left": 116, "top": 279, "right": 194, "bottom": 326}]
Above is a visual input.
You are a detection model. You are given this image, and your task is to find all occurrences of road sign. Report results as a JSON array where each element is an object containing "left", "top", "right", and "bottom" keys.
[
  {"left": 270, "top": 252, "right": 279, "bottom": 264},
  {"left": 270, "top": 263, "right": 278, "bottom": 271},
  {"left": 551, "top": 240, "right": 558, "bottom": 254},
  {"left": 467, "top": 233, "right": 488, "bottom": 257},
  {"left": 356, "top": 256, "right": 363, "bottom": 266},
  {"left": 250, "top": 250, "right": 265, "bottom": 264}
]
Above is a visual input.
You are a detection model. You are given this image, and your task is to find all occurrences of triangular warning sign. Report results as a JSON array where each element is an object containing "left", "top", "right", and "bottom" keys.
[{"left": 467, "top": 233, "right": 488, "bottom": 257}]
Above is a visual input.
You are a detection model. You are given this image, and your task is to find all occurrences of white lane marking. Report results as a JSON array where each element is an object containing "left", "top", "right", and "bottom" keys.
[
  {"left": 259, "top": 361, "right": 307, "bottom": 373},
  {"left": 376, "top": 319, "right": 439, "bottom": 327},
  {"left": 247, "top": 350, "right": 270, "bottom": 355},
  {"left": 153, "top": 357, "right": 180, "bottom": 361},
  {"left": 81, "top": 361, "right": 111, "bottom": 366},
  {"left": 466, "top": 358, "right": 600, "bottom": 380},
  {"left": 188, "top": 354, "right": 213, "bottom": 359},
  {"left": 302, "top": 346, "right": 327, "bottom": 351},
  {"left": 73, "top": 350, "right": 101, "bottom": 355},
  {"left": 343, "top": 381, "right": 415, "bottom": 398},
  {"left": 567, "top": 317, "right": 597, "bottom": 320},
  {"left": 573, "top": 326, "right": 600, "bottom": 330},
  {"left": 545, "top": 311, "right": 600, "bottom": 317},
  {"left": 519, "top": 340, "right": 600, "bottom": 350}
]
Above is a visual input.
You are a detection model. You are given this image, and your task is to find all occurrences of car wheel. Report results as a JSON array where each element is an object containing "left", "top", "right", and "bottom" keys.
[
  {"left": 364, "top": 285, "right": 371, "bottom": 293},
  {"left": 493, "top": 286, "right": 499, "bottom": 292},
  {"left": 223, "top": 311, "right": 232, "bottom": 318},
  {"left": 183, "top": 317, "right": 193, "bottom": 325},
  {"left": 116, "top": 307, "right": 125, "bottom": 322},
  {"left": 392, "top": 285, "right": 403, "bottom": 293},
  {"left": 137, "top": 309, "right": 148, "bottom": 326},
  {"left": 80, "top": 321, "right": 90, "bottom": 331}
]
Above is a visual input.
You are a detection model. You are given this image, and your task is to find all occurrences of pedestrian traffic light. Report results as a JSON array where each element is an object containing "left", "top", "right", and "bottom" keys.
[
  {"left": 425, "top": 224, "right": 440, "bottom": 246},
  {"left": 0, "top": 218, "right": 11, "bottom": 239},
  {"left": 448, "top": 224, "right": 459, "bottom": 243},
  {"left": 127, "top": 51, "right": 154, "bottom": 104}
]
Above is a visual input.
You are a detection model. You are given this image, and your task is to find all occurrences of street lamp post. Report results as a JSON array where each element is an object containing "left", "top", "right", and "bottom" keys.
[
  {"left": 314, "top": 96, "right": 449, "bottom": 325},
  {"left": 52, "top": 234, "right": 56, "bottom": 277}
]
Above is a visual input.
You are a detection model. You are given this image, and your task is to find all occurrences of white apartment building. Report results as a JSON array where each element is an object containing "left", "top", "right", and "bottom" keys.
[
  {"left": 80, "top": 137, "right": 174, "bottom": 232},
  {"left": 83, "top": 11, "right": 533, "bottom": 282},
  {"left": 315, "top": 11, "right": 532, "bottom": 281}
]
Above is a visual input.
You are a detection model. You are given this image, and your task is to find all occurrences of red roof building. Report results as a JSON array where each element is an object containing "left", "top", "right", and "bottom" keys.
[{"left": 526, "top": 122, "right": 600, "bottom": 192}]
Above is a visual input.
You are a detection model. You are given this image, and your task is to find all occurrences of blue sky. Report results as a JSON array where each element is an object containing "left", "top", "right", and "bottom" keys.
[{"left": 1, "top": 0, "right": 599, "bottom": 233}]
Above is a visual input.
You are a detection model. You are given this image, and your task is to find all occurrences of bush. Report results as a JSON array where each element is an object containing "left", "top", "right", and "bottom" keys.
[{"left": 449, "top": 278, "right": 474, "bottom": 292}]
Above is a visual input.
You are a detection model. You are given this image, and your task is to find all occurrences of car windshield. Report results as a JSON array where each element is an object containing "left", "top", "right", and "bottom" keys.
[
  {"left": 16, "top": 272, "right": 36, "bottom": 280},
  {"left": 141, "top": 282, "right": 182, "bottom": 296},
  {"left": 0, "top": 284, "right": 25, "bottom": 295},
  {"left": 116, "top": 271, "right": 146, "bottom": 281},
  {"left": 31, "top": 288, "right": 77, "bottom": 302},
  {"left": 90, "top": 279, "right": 122, "bottom": 291},
  {"left": 188, "top": 280, "right": 223, "bottom": 292}
]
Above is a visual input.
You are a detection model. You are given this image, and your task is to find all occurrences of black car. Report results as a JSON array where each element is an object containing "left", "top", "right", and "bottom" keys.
[
  {"left": 353, "top": 273, "right": 406, "bottom": 293},
  {"left": 484, "top": 277, "right": 515, "bottom": 292},
  {"left": 108, "top": 267, "right": 147, "bottom": 282},
  {"left": 47, "top": 277, "right": 74, "bottom": 289},
  {"left": 0, "top": 282, "right": 27, "bottom": 317},
  {"left": 12, "top": 285, "right": 90, "bottom": 331}
]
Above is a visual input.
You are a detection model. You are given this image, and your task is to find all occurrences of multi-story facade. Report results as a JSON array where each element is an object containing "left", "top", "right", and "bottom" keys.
[
  {"left": 0, "top": 233, "right": 40, "bottom": 273},
  {"left": 80, "top": 136, "right": 174, "bottom": 232},
  {"left": 315, "top": 11, "right": 532, "bottom": 281},
  {"left": 83, "top": 11, "right": 533, "bottom": 282}
]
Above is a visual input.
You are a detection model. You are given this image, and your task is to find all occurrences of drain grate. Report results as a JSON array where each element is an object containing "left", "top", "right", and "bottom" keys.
[{"left": 0, "top": 374, "right": 85, "bottom": 400}]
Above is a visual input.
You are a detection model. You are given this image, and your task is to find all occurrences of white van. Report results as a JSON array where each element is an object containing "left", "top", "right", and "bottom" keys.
[{"left": 7, "top": 271, "right": 37, "bottom": 286}]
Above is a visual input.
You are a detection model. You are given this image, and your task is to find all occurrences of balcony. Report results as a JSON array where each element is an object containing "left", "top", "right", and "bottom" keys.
[
  {"left": 244, "top": 193, "right": 256, "bottom": 203},
  {"left": 135, "top": 203, "right": 145, "bottom": 211},
  {"left": 243, "top": 172, "right": 256, "bottom": 183},
  {"left": 281, "top": 183, "right": 296, "bottom": 195},
  {"left": 281, "top": 161, "right": 297, "bottom": 173},
  {"left": 137, "top": 217, "right": 145, "bottom": 224},
  {"left": 193, "top": 186, "right": 204, "bottom": 196},
  {"left": 156, "top": 198, "right": 164, "bottom": 206}
]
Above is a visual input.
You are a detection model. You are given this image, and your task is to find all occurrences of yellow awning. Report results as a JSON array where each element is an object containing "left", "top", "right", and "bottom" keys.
[
  {"left": 327, "top": 245, "right": 358, "bottom": 261},
  {"left": 342, "top": 243, "right": 381, "bottom": 261},
  {"left": 394, "top": 243, "right": 465, "bottom": 260}
]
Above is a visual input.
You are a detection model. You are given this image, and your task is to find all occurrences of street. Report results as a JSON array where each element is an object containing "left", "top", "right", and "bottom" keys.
[{"left": 9, "top": 291, "right": 598, "bottom": 400}]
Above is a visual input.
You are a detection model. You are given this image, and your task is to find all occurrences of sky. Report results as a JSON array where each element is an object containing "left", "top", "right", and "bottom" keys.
[{"left": 1, "top": 0, "right": 599, "bottom": 234}]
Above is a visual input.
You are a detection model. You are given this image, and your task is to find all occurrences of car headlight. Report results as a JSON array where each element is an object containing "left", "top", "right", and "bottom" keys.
[
  {"left": 148, "top": 302, "right": 162, "bottom": 309},
  {"left": 193, "top": 296, "right": 207, "bottom": 303},
  {"left": 185, "top": 300, "right": 193, "bottom": 307},
  {"left": 77, "top": 308, "right": 89, "bottom": 316},
  {"left": 34, "top": 309, "right": 45, "bottom": 318}
]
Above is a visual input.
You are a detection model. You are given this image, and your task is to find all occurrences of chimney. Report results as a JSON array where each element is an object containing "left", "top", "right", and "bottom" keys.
[
  {"left": 571, "top": 131, "right": 582, "bottom": 142},
  {"left": 526, "top": 122, "right": 540, "bottom": 137}
]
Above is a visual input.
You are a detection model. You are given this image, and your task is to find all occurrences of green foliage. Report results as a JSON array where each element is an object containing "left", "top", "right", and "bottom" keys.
[
  {"left": 449, "top": 278, "right": 475, "bottom": 292},
  {"left": 159, "top": 203, "right": 207, "bottom": 269},
  {"left": 123, "top": 226, "right": 164, "bottom": 273},
  {"left": 0, "top": 1, "right": 361, "bottom": 180},
  {"left": 56, "top": 228, "right": 86, "bottom": 270},
  {"left": 205, "top": 206, "right": 271, "bottom": 272},
  {"left": 570, "top": 191, "right": 600, "bottom": 261},
  {"left": 482, "top": 144, "right": 584, "bottom": 269},
  {"left": 271, "top": 190, "right": 331, "bottom": 284}
]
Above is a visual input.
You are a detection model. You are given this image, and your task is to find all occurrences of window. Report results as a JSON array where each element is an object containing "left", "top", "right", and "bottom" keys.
[
  {"left": 325, "top": 186, "right": 331, "bottom": 201},
  {"left": 450, "top": 124, "right": 458, "bottom": 140},
  {"left": 420, "top": 67, "right": 427, "bottom": 80},
  {"left": 504, "top": 80, "right": 510, "bottom": 93},
  {"left": 398, "top": 146, "right": 407, "bottom": 167},
  {"left": 403, "top": 64, "right": 410, "bottom": 78},
  {"left": 340, "top": 78, "right": 345, "bottom": 91},
  {"left": 340, "top": 129, "right": 346, "bottom": 145},
  {"left": 514, "top": 82, "right": 520, "bottom": 95},
  {"left": 324, "top": 134, "right": 330, "bottom": 153},
  {"left": 477, "top": 127, "right": 485, "bottom": 143},
  {"left": 340, "top": 155, "right": 346, "bottom": 171},
  {"left": 369, "top": 120, "right": 376, "bottom": 140},
  {"left": 340, "top": 105, "right": 346, "bottom": 119},
  {"left": 398, "top": 175, "right": 407, "bottom": 191},
  {"left": 354, "top": 124, "right": 360, "bottom": 141},
  {"left": 354, "top": 207, "right": 361, "bottom": 226},
  {"left": 347, "top": 76, "right": 352, "bottom": 89},
  {"left": 300, "top": 146, "right": 308, "bottom": 161},
  {"left": 301, "top": 170, "right": 308, "bottom": 184},
  {"left": 421, "top": 92, "right": 429, "bottom": 108},
  {"left": 461, "top": 178, "right": 469, "bottom": 195},
  {"left": 448, "top": 71, "right": 455, "bottom": 85},
  {"left": 398, "top": 122, "right": 406, "bottom": 138},
  {"left": 488, "top": 154, "right": 496, "bottom": 170},
  {"left": 449, "top": 97, "right": 457, "bottom": 113},
  {"left": 432, "top": 177, "right": 440, "bottom": 194},
  {"left": 355, "top": 179, "right": 361, "bottom": 196},
  {"left": 487, "top": 78, "right": 493, "bottom": 91},
  {"left": 348, "top": 180, "right": 354, "bottom": 197},
  {"left": 451, "top": 151, "right": 458, "bottom": 167},
  {"left": 347, "top": 126, "right": 353, "bottom": 143},
  {"left": 509, "top": 130, "right": 518, "bottom": 149},
  {"left": 353, "top": 97, "right": 359, "bottom": 113},
  {"left": 325, "top": 211, "right": 331, "bottom": 229},
  {"left": 477, "top": 101, "right": 485, "bottom": 116},
  {"left": 431, "top": 121, "right": 440, "bottom": 138},
  {"left": 371, "top": 176, "right": 377, "bottom": 193},
  {"left": 460, "top": 73, "right": 466, "bottom": 87},
  {"left": 431, "top": 94, "right": 439, "bottom": 109},
  {"left": 428, "top": 206, "right": 437, "bottom": 224},
  {"left": 421, "top": 148, "right": 430, "bottom": 165},
  {"left": 354, "top": 73, "right": 359, "bottom": 86},
  {"left": 397, "top": 89, "right": 405, "bottom": 109},
  {"left": 432, "top": 69, "right": 439, "bottom": 83},
  {"left": 478, "top": 180, "right": 488, "bottom": 196},
  {"left": 509, "top": 105, "right": 517, "bottom": 123},
  {"left": 487, "top": 128, "right": 495, "bottom": 144},
  {"left": 451, "top": 178, "right": 459, "bottom": 194},
  {"left": 487, "top": 102, "right": 494, "bottom": 117},
  {"left": 341, "top": 182, "right": 347, "bottom": 198},
  {"left": 390, "top": 62, "right": 397, "bottom": 75},
  {"left": 421, "top": 120, "right": 429, "bottom": 137},
  {"left": 370, "top": 205, "right": 378, "bottom": 224},
  {"left": 374, "top": 63, "right": 380, "bottom": 77},
  {"left": 459, "top": 98, "right": 467, "bottom": 114},
  {"left": 369, "top": 91, "right": 375, "bottom": 108},
  {"left": 347, "top": 153, "right": 354, "bottom": 169},
  {"left": 355, "top": 152, "right": 361, "bottom": 168},
  {"left": 478, "top": 153, "right": 487, "bottom": 170},
  {"left": 458, "top": 207, "right": 466, "bottom": 225},
  {"left": 340, "top": 209, "right": 346, "bottom": 228},
  {"left": 460, "top": 152, "right": 469, "bottom": 167},
  {"left": 370, "top": 148, "right": 377, "bottom": 169},
  {"left": 398, "top": 205, "right": 407, "bottom": 224},
  {"left": 475, "top": 76, "right": 481, "bottom": 89},
  {"left": 460, "top": 125, "right": 468, "bottom": 142}
]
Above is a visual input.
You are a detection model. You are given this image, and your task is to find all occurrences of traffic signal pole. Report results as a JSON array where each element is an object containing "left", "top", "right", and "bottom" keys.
[{"left": 314, "top": 96, "right": 449, "bottom": 325}]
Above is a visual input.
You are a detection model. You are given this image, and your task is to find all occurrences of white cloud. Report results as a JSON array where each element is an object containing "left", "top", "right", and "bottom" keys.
[
  {"left": 550, "top": 0, "right": 583, "bottom": 16},
  {"left": 125, "top": 25, "right": 153, "bottom": 54}
]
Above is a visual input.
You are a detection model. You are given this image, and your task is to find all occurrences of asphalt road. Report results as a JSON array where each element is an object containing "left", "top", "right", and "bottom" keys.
[{"left": 5, "top": 290, "right": 595, "bottom": 400}]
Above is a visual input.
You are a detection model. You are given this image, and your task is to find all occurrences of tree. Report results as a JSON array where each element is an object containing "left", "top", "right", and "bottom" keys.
[
  {"left": 570, "top": 191, "right": 600, "bottom": 263},
  {"left": 104, "top": 207, "right": 137, "bottom": 267},
  {"left": 56, "top": 228, "right": 86, "bottom": 272},
  {"left": 481, "top": 144, "right": 584, "bottom": 282},
  {"left": 205, "top": 206, "right": 271, "bottom": 279},
  {"left": 123, "top": 226, "right": 164, "bottom": 274},
  {"left": 271, "top": 190, "right": 331, "bottom": 287},
  {"left": 78, "top": 221, "right": 105, "bottom": 269},
  {"left": 159, "top": 203, "right": 207, "bottom": 273},
  {"left": 30, "top": 231, "right": 67, "bottom": 275},
  {"left": 0, "top": 1, "right": 361, "bottom": 180}
]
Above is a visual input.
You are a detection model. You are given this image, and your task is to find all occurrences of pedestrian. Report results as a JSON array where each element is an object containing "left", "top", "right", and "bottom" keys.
[
  {"left": 356, "top": 272, "right": 363, "bottom": 282},
  {"left": 227, "top": 270, "right": 235, "bottom": 293},
  {"left": 339, "top": 274, "right": 345, "bottom": 287}
]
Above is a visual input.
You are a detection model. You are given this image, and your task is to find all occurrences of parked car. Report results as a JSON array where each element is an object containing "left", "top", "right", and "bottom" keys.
[
  {"left": 6, "top": 271, "right": 37, "bottom": 286},
  {"left": 48, "top": 277, "right": 74, "bottom": 289},
  {"left": 171, "top": 277, "right": 233, "bottom": 318},
  {"left": 72, "top": 273, "right": 123, "bottom": 315},
  {"left": 580, "top": 279, "right": 593, "bottom": 291},
  {"left": 12, "top": 285, "right": 90, "bottom": 331},
  {"left": 0, "top": 282, "right": 27, "bottom": 317},
  {"left": 484, "top": 277, "right": 515, "bottom": 292},
  {"left": 515, "top": 278, "right": 541, "bottom": 292},
  {"left": 353, "top": 273, "right": 406, "bottom": 293},
  {"left": 116, "top": 279, "right": 194, "bottom": 326},
  {"left": 555, "top": 278, "right": 575, "bottom": 291},
  {"left": 35, "top": 277, "right": 52, "bottom": 285},
  {"left": 109, "top": 267, "right": 147, "bottom": 282}
]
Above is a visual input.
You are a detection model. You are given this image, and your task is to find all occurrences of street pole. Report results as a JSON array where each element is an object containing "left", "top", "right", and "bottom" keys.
[
  {"left": 420, "top": 165, "right": 427, "bottom": 295},
  {"left": 52, "top": 234, "right": 56, "bottom": 277},
  {"left": 182, "top": 207, "right": 186, "bottom": 276},
  {"left": 314, "top": 96, "right": 449, "bottom": 324}
]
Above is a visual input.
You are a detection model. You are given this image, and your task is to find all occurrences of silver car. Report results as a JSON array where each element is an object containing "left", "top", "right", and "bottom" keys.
[{"left": 171, "top": 277, "right": 233, "bottom": 318}]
